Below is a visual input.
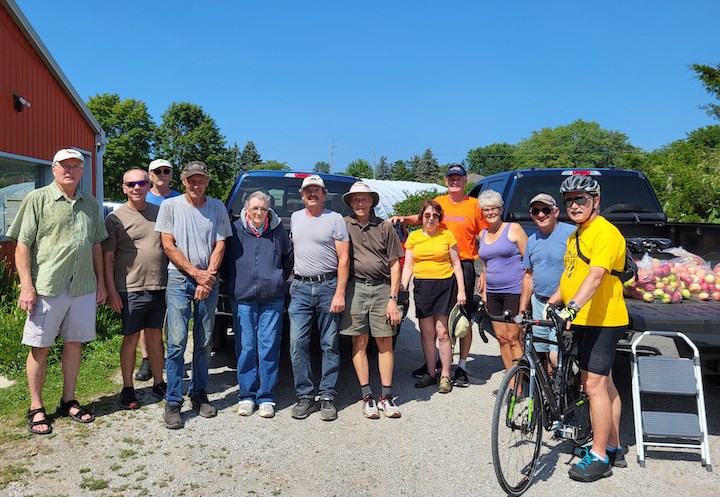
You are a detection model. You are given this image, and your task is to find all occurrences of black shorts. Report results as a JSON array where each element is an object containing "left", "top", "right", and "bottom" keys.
[
  {"left": 414, "top": 277, "right": 456, "bottom": 319},
  {"left": 120, "top": 290, "right": 166, "bottom": 336},
  {"left": 573, "top": 325, "right": 627, "bottom": 376},
  {"left": 485, "top": 292, "right": 520, "bottom": 317},
  {"left": 461, "top": 260, "right": 477, "bottom": 314}
]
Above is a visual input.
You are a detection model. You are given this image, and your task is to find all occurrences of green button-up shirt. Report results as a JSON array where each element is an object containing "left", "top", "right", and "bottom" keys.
[{"left": 6, "top": 182, "right": 108, "bottom": 297}]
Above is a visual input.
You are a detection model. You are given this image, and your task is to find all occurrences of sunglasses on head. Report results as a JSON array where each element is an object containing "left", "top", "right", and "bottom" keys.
[
  {"left": 423, "top": 212, "right": 440, "bottom": 220},
  {"left": 530, "top": 207, "right": 553, "bottom": 216},
  {"left": 153, "top": 168, "right": 172, "bottom": 175},
  {"left": 124, "top": 180, "right": 148, "bottom": 188},
  {"left": 563, "top": 195, "right": 592, "bottom": 207}
]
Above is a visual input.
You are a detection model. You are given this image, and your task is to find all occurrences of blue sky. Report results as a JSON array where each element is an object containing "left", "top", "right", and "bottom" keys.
[{"left": 16, "top": 0, "right": 720, "bottom": 171}]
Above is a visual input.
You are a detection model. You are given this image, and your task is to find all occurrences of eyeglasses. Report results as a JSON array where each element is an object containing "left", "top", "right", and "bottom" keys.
[
  {"left": 124, "top": 180, "right": 148, "bottom": 188},
  {"left": 249, "top": 206, "right": 269, "bottom": 212},
  {"left": 530, "top": 207, "right": 553, "bottom": 216},
  {"left": 153, "top": 168, "right": 172, "bottom": 175},
  {"left": 481, "top": 207, "right": 500, "bottom": 213},
  {"left": 563, "top": 195, "right": 591, "bottom": 207},
  {"left": 423, "top": 212, "right": 440, "bottom": 220}
]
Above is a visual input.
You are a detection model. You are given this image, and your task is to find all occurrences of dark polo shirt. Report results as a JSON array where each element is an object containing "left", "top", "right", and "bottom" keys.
[{"left": 344, "top": 214, "right": 404, "bottom": 281}]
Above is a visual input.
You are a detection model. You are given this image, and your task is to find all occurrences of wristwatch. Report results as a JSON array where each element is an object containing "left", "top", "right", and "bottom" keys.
[
  {"left": 389, "top": 295, "right": 398, "bottom": 302},
  {"left": 567, "top": 300, "right": 581, "bottom": 312}
]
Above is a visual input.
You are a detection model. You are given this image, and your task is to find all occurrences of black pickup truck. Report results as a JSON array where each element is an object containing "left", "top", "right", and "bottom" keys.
[{"left": 469, "top": 167, "right": 720, "bottom": 375}]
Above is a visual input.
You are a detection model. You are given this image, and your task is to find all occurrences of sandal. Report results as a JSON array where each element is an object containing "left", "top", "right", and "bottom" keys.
[
  {"left": 27, "top": 407, "right": 53, "bottom": 435},
  {"left": 57, "top": 399, "right": 95, "bottom": 423}
]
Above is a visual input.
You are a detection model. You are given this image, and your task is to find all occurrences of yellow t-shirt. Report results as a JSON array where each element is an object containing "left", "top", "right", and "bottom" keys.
[
  {"left": 434, "top": 194, "right": 489, "bottom": 261},
  {"left": 405, "top": 228, "right": 457, "bottom": 279},
  {"left": 560, "top": 216, "right": 629, "bottom": 327}
]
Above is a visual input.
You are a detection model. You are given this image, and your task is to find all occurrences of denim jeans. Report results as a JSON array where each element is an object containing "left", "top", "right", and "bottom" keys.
[
  {"left": 288, "top": 277, "right": 340, "bottom": 400},
  {"left": 165, "top": 269, "right": 220, "bottom": 406},
  {"left": 231, "top": 298, "right": 284, "bottom": 404}
]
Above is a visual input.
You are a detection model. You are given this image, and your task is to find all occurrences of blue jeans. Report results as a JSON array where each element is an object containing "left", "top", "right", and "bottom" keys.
[
  {"left": 531, "top": 293, "right": 558, "bottom": 353},
  {"left": 288, "top": 277, "right": 340, "bottom": 400},
  {"left": 165, "top": 269, "right": 220, "bottom": 406},
  {"left": 231, "top": 298, "right": 284, "bottom": 404}
]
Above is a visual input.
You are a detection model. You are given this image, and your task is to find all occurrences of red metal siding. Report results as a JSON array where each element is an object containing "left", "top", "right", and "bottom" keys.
[{"left": 1, "top": 4, "right": 97, "bottom": 192}]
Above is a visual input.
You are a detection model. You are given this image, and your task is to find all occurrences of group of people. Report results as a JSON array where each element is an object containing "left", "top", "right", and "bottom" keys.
[{"left": 9, "top": 152, "right": 628, "bottom": 483}]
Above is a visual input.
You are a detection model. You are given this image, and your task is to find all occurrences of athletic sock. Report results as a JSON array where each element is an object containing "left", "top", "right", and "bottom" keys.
[
  {"left": 458, "top": 359, "right": 467, "bottom": 370},
  {"left": 590, "top": 450, "right": 609, "bottom": 463},
  {"left": 381, "top": 385, "right": 392, "bottom": 398},
  {"left": 360, "top": 384, "right": 373, "bottom": 398}
]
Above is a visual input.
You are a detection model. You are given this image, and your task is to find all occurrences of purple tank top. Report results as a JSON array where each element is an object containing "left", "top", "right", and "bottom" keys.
[{"left": 479, "top": 223, "right": 524, "bottom": 293}]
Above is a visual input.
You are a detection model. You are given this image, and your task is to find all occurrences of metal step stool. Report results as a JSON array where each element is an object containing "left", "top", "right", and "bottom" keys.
[{"left": 631, "top": 331, "right": 712, "bottom": 471}]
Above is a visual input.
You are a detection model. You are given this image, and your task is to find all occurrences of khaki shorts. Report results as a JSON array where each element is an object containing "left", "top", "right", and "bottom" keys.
[
  {"left": 340, "top": 281, "right": 396, "bottom": 338},
  {"left": 22, "top": 290, "right": 97, "bottom": 347}
]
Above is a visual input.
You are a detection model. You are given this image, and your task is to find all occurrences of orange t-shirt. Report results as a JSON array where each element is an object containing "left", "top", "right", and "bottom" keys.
[{"left": 435, "top": 194, "right": 489, "bottom": 260}]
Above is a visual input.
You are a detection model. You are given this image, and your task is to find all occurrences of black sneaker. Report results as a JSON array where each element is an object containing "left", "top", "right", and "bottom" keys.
[
  {"left": 152, "top": 381, "right": 167, "bottom": 400},
  {"left": 119, "top": 387, "right": 139, "bottom": 410},
  {"left": 164, "top": 403, "right": 184, "bottom": 429},
  {"left": 568, "top": 451, "right": 612, "bottom": 482},
  {"left": 320, "top": 399, "right": 338, "bottom": 421},
  {"left": 190, "top": 391, "right": 217, "bottom": 418},
  {"left": 291, "top": 398, "right": 317, "bottom": 419},
  {"left": 415, "top": 373, "right": 438, "bottom": 388},
  {"left": 608, "top": 446, "right": 628, "bottom": 468},
  {"left": 453, "top": 366, "right": 470, "bottom": 387},
  {"left": 134, "top": 357, "right": 152, "bottom": 381},
  {"left": 412, "top": 359, "right": 442, "bottom": 379}
]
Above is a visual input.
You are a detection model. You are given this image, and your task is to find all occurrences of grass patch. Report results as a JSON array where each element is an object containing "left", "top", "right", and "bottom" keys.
[
  {"left": 79, "top": 476, "right": 109, "bottom": 490},
  {"left": 0, "top": 464, "right": 29, "bottom": 489},
  {"left": 119, "top": 449, "right": 137, "bottom": 459}
]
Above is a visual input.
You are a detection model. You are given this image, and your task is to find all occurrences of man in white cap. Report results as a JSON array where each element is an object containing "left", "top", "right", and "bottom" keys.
[
  {"left": 340, "top": 181, "right": 404, "bottom": 419},
  {"left": 7, "top": 148, "right": 108, "bottom": 434},
  {"left": 519, "top": 193, "right": 575, "bottom": 371},
  {"left": 289, "top": 174, "right": 350, "bottom": 421}
]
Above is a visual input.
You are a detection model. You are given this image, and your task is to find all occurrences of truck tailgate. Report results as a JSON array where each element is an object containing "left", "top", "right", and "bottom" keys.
[{"left": 627, "top": 300, "right": 720, "bottom": 351}]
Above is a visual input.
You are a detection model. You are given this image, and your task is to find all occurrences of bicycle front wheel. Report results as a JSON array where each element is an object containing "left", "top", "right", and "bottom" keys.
[{"left": 491, "top": 363, "right": 544, "bottom": 496}]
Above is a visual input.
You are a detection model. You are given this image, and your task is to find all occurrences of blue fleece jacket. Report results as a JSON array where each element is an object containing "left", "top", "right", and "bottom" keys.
[{"left": 225, "top": 208, "right": 293, "bottom": 303}]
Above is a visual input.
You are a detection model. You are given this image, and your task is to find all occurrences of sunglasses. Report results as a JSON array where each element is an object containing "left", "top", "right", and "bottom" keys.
[
  {"left": 423, "top": 212, "right": 440, "bottom": 220},
  {"left": 563, "top": 195, "right": 591, "bottom": 207},
  {"left": 124, "top": 180, "right": 148, "bottom": 188},
  {"left": 530, "top": 207, "right": 553, "bottom": 216},
  {"left": 153, "top": 168, "right": 172, "bottom": 175}
]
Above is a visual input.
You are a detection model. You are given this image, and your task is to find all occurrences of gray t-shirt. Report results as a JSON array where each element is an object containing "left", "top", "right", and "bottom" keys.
[
  {"left": 155, "top": 194, "right": 232, "bottom": 271},
  {"left": 291, "top": 208, "right": 349, "bottom": 277}
]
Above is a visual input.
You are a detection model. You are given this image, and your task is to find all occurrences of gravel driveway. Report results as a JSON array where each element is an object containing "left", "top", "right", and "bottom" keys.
[{"left": 2, "top": 309, "right": 719, "bottom": 497}]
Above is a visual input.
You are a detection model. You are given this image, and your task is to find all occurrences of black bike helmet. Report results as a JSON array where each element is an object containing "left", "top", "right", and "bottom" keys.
[{"left": 559, "top": 174, "right": 601, "bottom": 196}]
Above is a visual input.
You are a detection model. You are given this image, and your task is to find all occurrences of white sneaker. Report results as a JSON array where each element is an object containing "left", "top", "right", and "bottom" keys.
[
  {"left": 362, "top": 395, "right": 380, "bottom": 419},
  {"left": 257, "top": 402, "right": 275, "bottom": 418},
  {"left": 237, "top": 400, "right": 255, "bottom": 416},
  {"left": 378, "top": 396, "right": 401, "bottom": 418}
]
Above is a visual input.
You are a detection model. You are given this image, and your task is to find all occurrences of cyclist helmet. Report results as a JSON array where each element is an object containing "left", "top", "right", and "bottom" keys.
[{"left": 559, "top": 174, "right": 601, "bottom": 196}]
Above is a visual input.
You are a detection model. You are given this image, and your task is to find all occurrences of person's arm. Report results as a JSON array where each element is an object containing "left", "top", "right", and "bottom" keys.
[
  {"left": 449, "top": 245, "right": 466, "bottom": 306},
  {"left": 389, "top": 214, "right": 421, "bottom": 226},
  {"left": 401, "top": 248, "right": 414, "bottom": 291},
  {"left": 161, "top": 233, "right": 217, "bottom": 288},
  {"left": 568, "top": 266, "right": 606, "bottom": 309},
  {"left": 510, "top": 223, "right": 529, "bottom": 258},
  {"left": 93, "top": 243, "right": 107, "bottom": 305},
  {"left": 103, "top": 251, "right": 122, "bottom": 313},
  {"left": 15, "top": 242, "right": 36, "bottom": 314},
  {"left": 330, "top": 240, "right": 350, "bottom": 313},
  {"left": 386, "top": 258, "right": 401, "bottom": 325},
  {"left": 520, "top": 269, "right": 533, "bottom": 313},
  {"left": 194, "top": 239, "right": 226, "bottom": 301}
]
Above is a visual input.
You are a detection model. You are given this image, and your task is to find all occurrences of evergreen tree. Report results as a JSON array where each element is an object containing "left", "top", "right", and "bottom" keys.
[
  {"left": 389, "top": 160, "right": 413, "bottom": 180},
  {"left": 314, "top": 161, "right": 331, "bottom": 173},
  {"left": 344, "top": 159, "right": 374, "bottom": 178},
  {"left": 240, "top": 141, "right": 262, "bottom": 170},
  {"left": 415, "top": 148, "right": 441, "bottom": 183},
  {"left": 375, "top": 155, "right": 390, "bottom": 179}
]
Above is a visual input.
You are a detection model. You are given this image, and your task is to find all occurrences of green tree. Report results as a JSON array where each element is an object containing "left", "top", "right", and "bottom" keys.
[
  {"left": 407, "top": 154, "right": 422, "bottom": 180},
  {"left": 375, "top": 155, "right": 390, "bottom": 179},
  {"left": 313, "top": 161, "right": 331, "bottom": 173},
  {"left": 414, "top": 148, "right": 441, "bottom": 183},
  {"left": 691, "top": 63, "right": 720, "bottom": 121},
  {"left": 393, "top": 189, "right": 443, "bottom": 218},
  {"left": 156, "top": 102, "right": 234, "bottom": 198},
  {"left": 466, "top": 142, "right": 517, "bottom": 176},
  {"left": 344, "top": 159, "right": 373, "bottom": 178},
  {"left": 389, "top": 160, "right": 413, "bottom": 180},
  {"left": 240, "top": 140, "right": 262, "bottom": 170},
  {"left": 259, "top": 160, "right": 290, "bottom": 170},
  {"left": 87, "top": 93, "right": 156, "bottom": 200},
  {"left": 514, "top": 119, "right": 641, "bottom": 170}
]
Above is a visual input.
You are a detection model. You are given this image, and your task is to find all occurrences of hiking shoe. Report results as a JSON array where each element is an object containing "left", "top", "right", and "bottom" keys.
[
  {"left": 135, "top": 357, "right": 152, "bottom": 381},
  {"left": 568, "top": 450, "right": 612, "bottom": 482},
  {"left": 119, "top": 387, "right": 139, "bottom": 410},
  {"left": 608, "top": 446, "right": 628, "bottom": 468},
  {"left": 258, "top": 402, "right": 275, "bottom": 418},
  {"left": 190, "top": 391, "right": 217, "bottom": 418},
  {"left": 237, "top": 400, "right": 255, "bottom": 416},
  {"left": 453, "top": 366, "right": 470, "bottom": 387},
  {"left": 415, "top": 373, "right": 437, "bottom": 388},
  {"left": 151, "top": 381, "right": 167, "bottom": 400},
  {"left": 291, "top": 398, "right": 317, "bottom": 419},
  {"left": 378, "top": 396, "right": 401, "bottom": 418},
  {"left": 412, "top": 359, "right": 442, "bottom": 378},
  {"left": 438, "top": 376, "right": 453, "bottom": 394},
  {"left": 164, "top": 403, "right": 184, "bottom": 429},
  {"left": 362, "top": 395, "right": 380, "bottom": 419},
  {"left": 320, "top": 399, "right": 338, "bottom": 421}
]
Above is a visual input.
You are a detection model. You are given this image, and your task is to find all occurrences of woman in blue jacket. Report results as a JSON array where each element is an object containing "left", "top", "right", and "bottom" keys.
[{"left": 225, "top": 191, "right": 293, "bottom": 418}]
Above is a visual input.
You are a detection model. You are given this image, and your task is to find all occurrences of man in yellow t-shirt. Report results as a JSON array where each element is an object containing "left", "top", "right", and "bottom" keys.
[
  {"left": 392, "top": 164, "right": 488, "bottom": 387},
  {"left": 550, "top": 173, "right": 629, "bottom": 483}
]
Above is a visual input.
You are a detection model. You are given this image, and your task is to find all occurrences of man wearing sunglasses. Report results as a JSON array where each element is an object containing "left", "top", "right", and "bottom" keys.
[
  {"left": 146, "top": 159, "right": 181, "bottom": 206},
  {"left": 519, "top": 193, "right": 575, "bottom": 372},
  {"left": 549, "top": 174, "right": 629, "bottom": 482}
]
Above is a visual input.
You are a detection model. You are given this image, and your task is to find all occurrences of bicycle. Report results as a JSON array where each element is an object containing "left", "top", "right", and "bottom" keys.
[{"left": 481, "top": 305, "right": 592, "bottom": 496}]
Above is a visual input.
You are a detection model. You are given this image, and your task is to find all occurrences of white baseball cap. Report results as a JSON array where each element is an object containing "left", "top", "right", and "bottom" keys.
[
  {"left": 53, "top": 149, "right": 85, "bottom": 165},
  {"left": 299, "top": 175, "right": 326, "bottom": 191},
  {"left": 149, "top": 159, "right": 173, "bottom": 171}
]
